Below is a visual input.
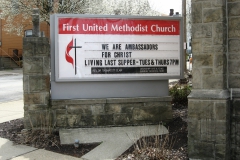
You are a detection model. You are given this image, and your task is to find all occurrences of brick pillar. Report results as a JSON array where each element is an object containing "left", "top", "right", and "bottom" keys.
[
  {"left": 228, "top": 0, "right": 240, "bottom": 159},
  {"left": 23, "top": 37, "right": 51, "bottom": 128},
  {"left": 188, "top": 0, "right": 230, "bottom": 159}
]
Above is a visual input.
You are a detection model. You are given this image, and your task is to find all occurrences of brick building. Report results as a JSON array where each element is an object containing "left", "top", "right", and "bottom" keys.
[{"left": 0, "top": 19, "right": 50, "bottom": 57}]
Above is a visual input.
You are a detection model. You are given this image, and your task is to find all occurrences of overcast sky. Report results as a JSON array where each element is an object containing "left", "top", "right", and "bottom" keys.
[{"left": 148, "top": 0, "right": 182, "bottom": 15}]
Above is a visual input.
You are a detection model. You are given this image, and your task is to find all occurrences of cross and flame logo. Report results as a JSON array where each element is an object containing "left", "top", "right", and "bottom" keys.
[{"left": 65, "top": 38, "right": 82, "bottom": 75}]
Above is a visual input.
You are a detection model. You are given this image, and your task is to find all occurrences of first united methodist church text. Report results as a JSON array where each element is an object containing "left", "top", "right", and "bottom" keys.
[{"left": 62, "top": 23, "right": 177, "bottom": 33}]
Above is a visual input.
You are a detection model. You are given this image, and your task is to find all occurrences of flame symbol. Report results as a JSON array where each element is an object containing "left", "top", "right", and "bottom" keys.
[{"left": 65, "top": 38, "right": 74, "bottom": 67}]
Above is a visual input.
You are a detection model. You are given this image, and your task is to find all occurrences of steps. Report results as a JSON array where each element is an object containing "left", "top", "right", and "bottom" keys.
[{"left": 0, "top": 57, "right": 21, "bottom": 69}]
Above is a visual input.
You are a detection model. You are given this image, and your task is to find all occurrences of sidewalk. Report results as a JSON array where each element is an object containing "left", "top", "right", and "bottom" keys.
[
  {"left": 0, "top": 137, "right": 82, "bottom": 160},
  {"left": 0, "top": 100, "right": 23, "bottom": 123}
]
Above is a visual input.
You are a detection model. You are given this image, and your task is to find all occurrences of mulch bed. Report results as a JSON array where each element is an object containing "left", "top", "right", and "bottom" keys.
[
  {"left": 0, "top": 119, "right": 99, "bottom": 157},
  {"left": 0, "top": 106, "right": 188, "bottom": 159},
  {"left": 116, "top": 105, "right": 188, "bottom": 159}
]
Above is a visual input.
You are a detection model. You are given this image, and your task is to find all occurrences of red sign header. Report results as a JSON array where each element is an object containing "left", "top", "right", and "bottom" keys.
[{"left": 58, "top": 18, "right": 180, "bottom": 35}]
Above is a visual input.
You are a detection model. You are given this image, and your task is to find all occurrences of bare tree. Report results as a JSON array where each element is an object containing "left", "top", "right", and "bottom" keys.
[
  {"left": 0, "top": 0, "right": 161, "bottom": 36},
  {"left": 85, "top": 0, "right": 160, "bottom": 16},
  {"left": 0, "top": 0, "right": 85, "bottom": 36}
]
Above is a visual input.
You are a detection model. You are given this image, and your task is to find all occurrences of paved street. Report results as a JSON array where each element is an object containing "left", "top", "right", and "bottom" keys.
[
  {"left": 0, "top": 74, "right": 23, "bottom": 103},
  {"left": 0, "top": 69, "right": 24, "bottom": 123}
]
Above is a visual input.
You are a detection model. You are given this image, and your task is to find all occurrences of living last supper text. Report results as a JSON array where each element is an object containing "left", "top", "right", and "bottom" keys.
[{"left": 84, "top": 43, "right": 179, "bottom": 67}]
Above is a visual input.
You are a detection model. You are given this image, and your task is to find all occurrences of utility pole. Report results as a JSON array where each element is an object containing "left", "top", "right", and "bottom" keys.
[
  {"left": 0, "top": 19, "right": 2, "bottom": 68},
  {"left": 0, "top": 19, "right": 2, "bottom": 57},
  {"left": 182, "top": 0, "right": 187, "bottom": 71}
]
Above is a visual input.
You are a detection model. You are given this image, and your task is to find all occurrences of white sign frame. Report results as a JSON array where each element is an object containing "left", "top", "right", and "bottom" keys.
[{"left": 52, "top": 14, "right": 184, "bottom": 82}]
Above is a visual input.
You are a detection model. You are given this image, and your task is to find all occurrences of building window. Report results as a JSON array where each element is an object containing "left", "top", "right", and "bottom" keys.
[{"left": 24, "top": 30, "right": 32, "bottom": 37}]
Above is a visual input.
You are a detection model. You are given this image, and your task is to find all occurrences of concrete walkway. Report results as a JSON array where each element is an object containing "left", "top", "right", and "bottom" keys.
[
  {"left": 0, "top": 137, "right": 81, "bottom": 160},
  {"left": 11, "top": 149, "right": 81, "bottom": 160},
  {"left": 0, "top": 137, "right": 37, "bottom": 160},
  {"left": 60, "top": 125, "right": 168, "bottom": 160}
]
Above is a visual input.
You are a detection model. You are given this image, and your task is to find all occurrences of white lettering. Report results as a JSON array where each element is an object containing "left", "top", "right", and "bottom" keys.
[
  {"left": 151, "top": 25, "right": 176, "bottom": 33},
  {"left": 62, "top": 23, "right": 79, "bottom": 31},
  {"left": 82, "top": 24, "right": 108, "bottom": 31},
  {"left": 111, "top": 24, "right": 148, "bottom": 32}
]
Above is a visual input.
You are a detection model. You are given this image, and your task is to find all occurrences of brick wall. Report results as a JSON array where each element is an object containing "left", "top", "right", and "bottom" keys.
[
  {"left": 23, "top": 37, "right": 51, "bottom": 128},
  {"left": 52, "top": 97, "right": 172, "bottom": 128},
  {"left": 189, "top": 0, "right": 240, "bottom": 159},
  {"left": 189, "top": 0, "right": 231, "bottom": 159},
  {"left": 228, "top": 0, "right": 240, "bottom": 159}
]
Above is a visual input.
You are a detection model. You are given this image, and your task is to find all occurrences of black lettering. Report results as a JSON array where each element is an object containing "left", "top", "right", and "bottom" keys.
[
  {"left": 102, "top": 52, "right": 111, "bottom": 58},
  {"left": 112, "top": 44, "right": 122, "bottom": 50},
  {"left": 105, "top": 59, "right": 116, "bottom": 66},
  {"left": 85, "top": 59, "right": 102, "bottom": 66},
  {"left": 102, "top": 44, "right": 109, "bottom": 50}
]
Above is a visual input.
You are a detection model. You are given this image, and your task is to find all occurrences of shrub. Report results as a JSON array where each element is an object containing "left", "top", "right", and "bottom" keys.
[
  {"left": 132, "top": 134, "right": 176, "bottom": 159},
  {"left": 169, "top": 84, "right": 191, "bottom": 106}
]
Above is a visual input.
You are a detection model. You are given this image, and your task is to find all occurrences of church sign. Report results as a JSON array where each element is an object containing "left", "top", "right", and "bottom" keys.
[{"left": 53, "top": 15, "right": 183, "bottom": 81}]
